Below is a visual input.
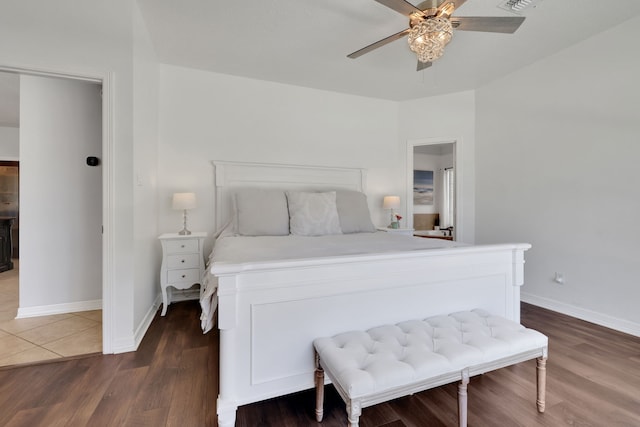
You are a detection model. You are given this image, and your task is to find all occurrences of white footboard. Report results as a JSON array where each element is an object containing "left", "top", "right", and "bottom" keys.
[{"left": 213, "top": 243, "right": 530, "bottom": 426}]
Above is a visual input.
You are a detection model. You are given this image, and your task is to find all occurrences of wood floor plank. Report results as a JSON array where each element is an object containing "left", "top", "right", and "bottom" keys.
[
  {"left": 124, "top": 407, "right": 171, "bottom": 427},
  {"left": 1, "top": 301, "right": 639, "bottom": 426},
  {"left": 86, "top": 366, "right": 149, "bottom": 426},
  {"left": 126, "top": 328, "right": 181, "bottom": 418},
  {"left": 358, "top": 401, "right": 403, "bottom": 427},
  {"left": 4, "top": 403, "right": 65, "bottom": 427},
  {"left": 390, "top": 393, "right": 451, "bottom": 427},
  {"left": 61, "top": 356, "right": 127, "bottom": 426},
  {"left": 166, "top": 346, "right": 213, "bottom": 426}
]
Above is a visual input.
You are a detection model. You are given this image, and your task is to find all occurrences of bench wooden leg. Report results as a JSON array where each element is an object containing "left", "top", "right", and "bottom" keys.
[
  {"left": 347, "top": 400, "right": 361, "bottom": 427},
  {"left": 458, "top": 370, "right": 469, "bottom": 427},
  {"left": 315, "top": 352, "right": 325, "bottom": 422},
  {"left": 536, "top": 356, "right": 547, "bottom": 413}
]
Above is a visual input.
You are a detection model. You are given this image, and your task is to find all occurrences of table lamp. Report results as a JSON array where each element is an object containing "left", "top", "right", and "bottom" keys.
[{"left": 172, "top": 192, "right": 197, "bottom": 235}]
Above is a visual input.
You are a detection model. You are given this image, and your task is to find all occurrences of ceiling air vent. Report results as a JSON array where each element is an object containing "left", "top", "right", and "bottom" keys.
[{"left": 498, "top": 0, "right": 543, "bottom": 14}]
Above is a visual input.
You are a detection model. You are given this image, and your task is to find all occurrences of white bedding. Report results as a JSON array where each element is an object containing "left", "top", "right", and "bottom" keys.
[
  {"left": 199, "top": 232, "right": 461, "bottom": 332},
  {"left": 212, "top": 231, "right": 459, "bottom": 264}
]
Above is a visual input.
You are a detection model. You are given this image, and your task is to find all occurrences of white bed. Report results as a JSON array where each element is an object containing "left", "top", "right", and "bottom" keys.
[{"left": 202, "top": 161, "right": 530, "bottom": 427}]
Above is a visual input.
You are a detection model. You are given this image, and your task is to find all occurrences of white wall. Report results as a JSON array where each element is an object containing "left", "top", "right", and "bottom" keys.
[
  {"left": 475, "top": 16, "right": 640, "bottom": 335},
  {"left": 399, "top": 91, "right": 476, "bottom": 243},
  {"left": 156, "top": 65, "right": 400, "bottom": 247},
  {"left": 0, "top": 0, "right": 137, "bottom": 351},
  {"left": 19, "top": 75, "right": 102, "bottom": 308},
  {"left": 0, "top": 126, "right": 19, "bottom": 160},
  {"left": 132, "top": 2, "right": 160, "bottom": 333}
]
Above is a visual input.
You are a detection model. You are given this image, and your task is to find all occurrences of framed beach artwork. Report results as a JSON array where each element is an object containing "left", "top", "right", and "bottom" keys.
[{"left": 413, "top": 170, "right": 434, "bottom": 205}]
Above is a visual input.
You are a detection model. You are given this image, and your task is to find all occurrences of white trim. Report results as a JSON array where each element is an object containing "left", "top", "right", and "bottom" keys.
[
  {"left": 16, "top": 299, "right": 102, "bottom": 318},
  {"left": 0, "top": 63, "right": 115, "bottom": 354},
  {"left": 112, "top": 294, "right": 162, "bottom": 354},
  {"left": 101, "top": 72, "right": 115, "bottom": 354},
  {"left": 522, "top": 292, "right": 640, "bottom": 338},
  {"left": 0, "top": 65, "right": 102, "bottom": 84},
  {"left": 406, "top": 137, "right": 463, "bottom": 242},
  {"left": 111, "top": 335, "right": 136, "bottom": 354},
  {"left": 129, "top": 294, "right": 162, "bottom": 353}
]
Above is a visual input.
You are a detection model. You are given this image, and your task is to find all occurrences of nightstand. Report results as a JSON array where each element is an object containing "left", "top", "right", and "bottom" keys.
[
  {"left": 158, "top": 232, "right": 207, "bottom": 316},
  {"left": 377, "top": 227, "right": 415, "bottom": 236}
]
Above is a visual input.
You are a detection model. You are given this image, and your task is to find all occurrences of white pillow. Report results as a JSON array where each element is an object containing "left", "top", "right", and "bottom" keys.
[
  {"left": 335, "top": 190, "right": 376, "bottom": 233},
  {"left": 234, "top": 189, "right": 289, "bottom": 236},
  {"left": 286, "top": 191, "right": 342, "bottom": 236}
]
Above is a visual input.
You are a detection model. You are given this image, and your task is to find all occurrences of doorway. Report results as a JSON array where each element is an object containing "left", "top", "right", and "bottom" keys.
[
  {"left": 406, "top": 138, "right": 460, "bottom": 241},
  {"left": 0, "top": 68, "right": 109, "bottom": 365},
  {"left": 0, "top": 161, "right": 19, "bottom": 261}
]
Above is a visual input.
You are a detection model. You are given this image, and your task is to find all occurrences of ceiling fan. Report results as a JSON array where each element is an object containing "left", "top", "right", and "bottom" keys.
[{"left": 348, "top": 0, "right": 526, "bottom": 71}]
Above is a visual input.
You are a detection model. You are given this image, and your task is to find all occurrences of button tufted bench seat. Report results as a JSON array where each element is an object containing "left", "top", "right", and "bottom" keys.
[{"left": 313, "top": 309, "right": 548, "bottom": 427}]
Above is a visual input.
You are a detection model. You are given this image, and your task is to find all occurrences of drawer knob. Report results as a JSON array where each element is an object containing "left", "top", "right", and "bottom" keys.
[
  {"left": 181, "top": 245, "right": 185, "bottom": 248},
  {"left": 181, "top": 274, "right": 186, "bottom": 278},
  {"left": 181, "top": 259, "right": 185, "bottom": 263}
]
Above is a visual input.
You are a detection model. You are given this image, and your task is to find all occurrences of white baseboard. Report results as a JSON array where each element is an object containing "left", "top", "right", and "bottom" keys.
[
  {"left": 133, "top": 294, "right": 163, "bottom": 350},
  {"left": 111, "top": 335, "right": 136, "bottom": 354},
  {"left": 16, "top": 299, "right": 102, "bottom": 318},
  {"left": 521, "top": 292, "right": 640, "bottom": 338},
  {"left": 111, "top": 290, "right": 198, "bottom": 354},
  {"left": 111, "top": 294, "right": 163, "bottom": 354}
]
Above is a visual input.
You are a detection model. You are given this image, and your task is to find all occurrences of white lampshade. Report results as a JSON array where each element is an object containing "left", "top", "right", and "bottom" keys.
[
  {"left": 382, "top": 196, "right": 400, "bottom": 209},
  {"left": 172, "top": 192, "right": 197, "bottom": 210}
]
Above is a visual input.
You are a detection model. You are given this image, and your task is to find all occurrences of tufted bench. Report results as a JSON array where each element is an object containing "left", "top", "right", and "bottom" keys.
[{"left": 313, "top": 309, "right": 548, "bottom": 427}]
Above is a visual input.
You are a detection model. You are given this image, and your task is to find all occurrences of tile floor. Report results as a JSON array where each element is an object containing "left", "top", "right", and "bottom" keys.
[{"left": 0, "top": 260, "right": 102, "bottom": 368}]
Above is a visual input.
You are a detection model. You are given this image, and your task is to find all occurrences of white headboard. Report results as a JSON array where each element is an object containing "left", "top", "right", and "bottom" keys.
[{"left": 212, "top": 161, "right": 367, "bottom": 231}]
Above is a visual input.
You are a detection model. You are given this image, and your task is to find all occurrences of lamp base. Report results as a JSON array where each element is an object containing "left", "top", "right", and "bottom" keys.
[{"left": 178, "top": 209, "right": 191, "bottom": 235}]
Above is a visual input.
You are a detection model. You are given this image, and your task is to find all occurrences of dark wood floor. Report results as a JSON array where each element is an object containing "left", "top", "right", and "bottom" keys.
[{"left": 1, "top": 301, "right": 639, "bottom": 426}]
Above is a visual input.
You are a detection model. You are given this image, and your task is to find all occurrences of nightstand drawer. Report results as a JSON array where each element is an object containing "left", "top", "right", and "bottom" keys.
[
  {"left": 164, "top": 239, "right": 199, "bottom": 254},
  {"left": 167, "top": 268, "right": 201, "bottom": 283},
  {"left": 167, "top": 253, "right": 200, "bottom": 269}
]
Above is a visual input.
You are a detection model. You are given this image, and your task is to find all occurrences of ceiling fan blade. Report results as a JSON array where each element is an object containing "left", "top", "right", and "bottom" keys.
[
  {"left": 375, "top": 0, "right": 423, "bottom": 17},
  {"left": 347, "top": 28, "right": 410, "bottom": 59},
  {"left": 417, "top": 61, "right": 432, "bottom": 71},
  {"left": 451, "top": 16, "right": 525, "bottom": 33}
]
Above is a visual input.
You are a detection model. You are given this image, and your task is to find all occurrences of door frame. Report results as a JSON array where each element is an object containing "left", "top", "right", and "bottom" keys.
[
  {"left": 0, "top": 64, "right": 114, "bottom": 353},
  {"left": 406, "top": 137, "right": 463, "bottom": 242}
]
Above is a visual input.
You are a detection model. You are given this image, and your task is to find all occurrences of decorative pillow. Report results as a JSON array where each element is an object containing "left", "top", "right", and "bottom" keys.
[
  {"left": 234, "top": 189, "right": 289, "bottom": 236},
  {"left": 335, "top": 190, "right": 376, "bottom": 234},
  {"left": 286, "top": 191, "right": 342, "bottom": 236}
]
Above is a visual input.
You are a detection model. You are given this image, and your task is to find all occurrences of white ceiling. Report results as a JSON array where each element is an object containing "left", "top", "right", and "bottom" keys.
[
  {"left": 136, "top": 0, "right": 640, "bottom": 101},
  {"left": 2, "top": 0, "right": 640, "bottom": 127}
]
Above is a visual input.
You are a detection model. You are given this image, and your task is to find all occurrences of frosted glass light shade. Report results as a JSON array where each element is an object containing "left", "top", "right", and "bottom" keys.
[
  {"left": 172, "top": 192, "right": 197, "bottom": 210},
  {"left": 382, "top": 196, "right": 400, "bottom": 209}
]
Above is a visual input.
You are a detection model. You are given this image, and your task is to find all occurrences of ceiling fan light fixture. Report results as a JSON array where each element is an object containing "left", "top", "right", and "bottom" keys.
[{"left": 408, "top": 16, "right": 453, "bottom": 63}]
